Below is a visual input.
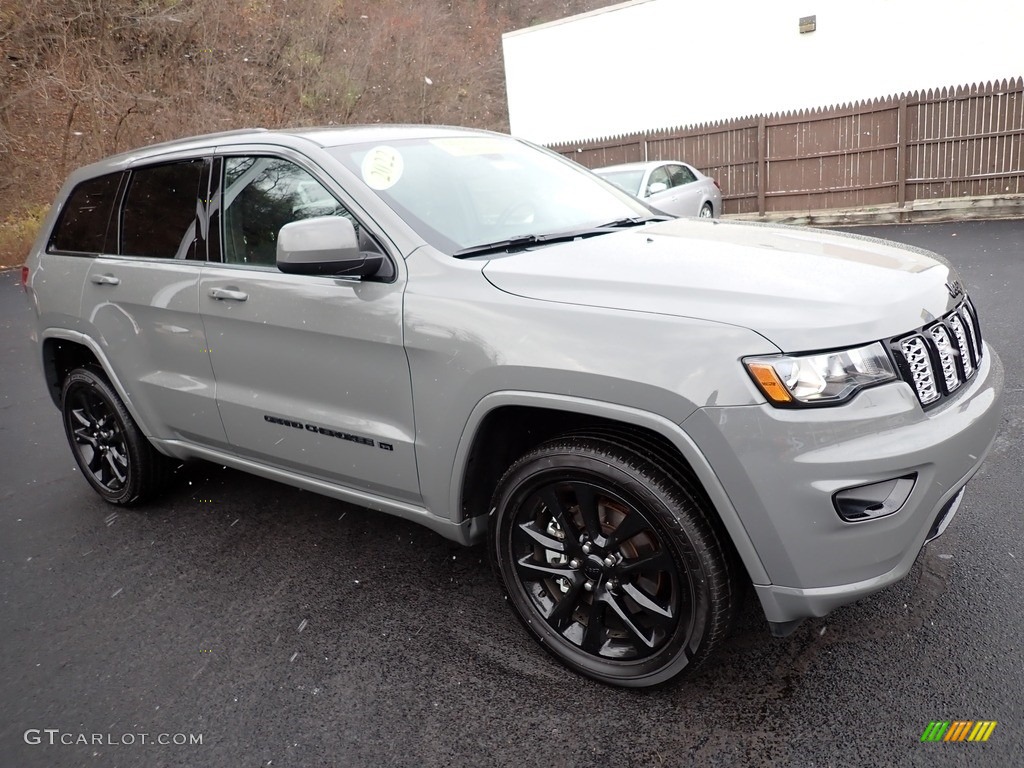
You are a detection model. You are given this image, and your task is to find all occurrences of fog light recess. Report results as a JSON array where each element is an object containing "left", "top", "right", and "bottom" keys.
[{"left": 833, "top": 474, "right": 917, "bottom": 522}]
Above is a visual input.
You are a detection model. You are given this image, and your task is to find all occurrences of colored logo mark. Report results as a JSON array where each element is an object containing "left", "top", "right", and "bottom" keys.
[{"left": 921, "top": 721, "right": 997, "bottom": 742}]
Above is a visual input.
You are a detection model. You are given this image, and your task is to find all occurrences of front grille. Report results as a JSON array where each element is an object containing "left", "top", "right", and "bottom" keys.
[{"left": 890, "top": 298, "right": 983, "bottom": 409}]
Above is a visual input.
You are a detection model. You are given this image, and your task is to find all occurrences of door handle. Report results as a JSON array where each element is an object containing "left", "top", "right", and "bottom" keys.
[
  {"left": 90, "top": 274, "right": 120, "bottom": 286},
  {"left": 208, "top": 287, "right": 249, "bottom": 302}
]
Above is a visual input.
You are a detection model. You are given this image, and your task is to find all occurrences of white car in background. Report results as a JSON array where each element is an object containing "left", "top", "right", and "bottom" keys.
[{"left": 595, "top": 160, "right": 722, "bottom": 218}]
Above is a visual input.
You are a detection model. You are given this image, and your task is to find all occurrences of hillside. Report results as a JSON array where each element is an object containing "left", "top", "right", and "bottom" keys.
[{"left": 0, "top": 0, "right": 608, "bottom": 265}]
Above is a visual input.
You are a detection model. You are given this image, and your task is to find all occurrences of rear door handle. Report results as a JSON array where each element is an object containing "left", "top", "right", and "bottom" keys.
[
  {"left": 90, "top": 274, "right": 120, "bottom": 286},
  {"left": 208, "top": 287, "right": 249, "bottom": 302}
]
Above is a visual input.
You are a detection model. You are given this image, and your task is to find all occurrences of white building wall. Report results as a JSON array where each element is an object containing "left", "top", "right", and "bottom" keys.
[{"left": 503, "top": 0, "right": 1024, "bottom": 144}]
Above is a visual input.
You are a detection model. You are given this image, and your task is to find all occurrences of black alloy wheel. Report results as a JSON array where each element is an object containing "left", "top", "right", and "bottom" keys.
[
  {"left": 61, "top": 367, "right": 171, "bottom": 505},
  {"left": 490, "top": 437, "right": 737, "bottom": 688}
]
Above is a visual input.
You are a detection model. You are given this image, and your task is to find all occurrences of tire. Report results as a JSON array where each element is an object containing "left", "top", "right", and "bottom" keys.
[
  {"left": 60, "top": 367, "right": 172, "bottom": 505},
  {"left": 489, "top": 437, "right": 738, "bottom": 688},
  {"left": 699, "top": 202, "right": 714, "bottom": 219}
]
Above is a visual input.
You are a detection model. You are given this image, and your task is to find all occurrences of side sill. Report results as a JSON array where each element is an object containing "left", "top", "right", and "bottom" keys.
[{"left": 154, "top": 438, "right": 476, "bottom": 545}]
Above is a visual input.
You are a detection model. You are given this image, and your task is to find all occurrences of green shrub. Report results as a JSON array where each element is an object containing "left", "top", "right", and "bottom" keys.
[{"left": 0, "top": 205, "right": 49, "bottom": 267}]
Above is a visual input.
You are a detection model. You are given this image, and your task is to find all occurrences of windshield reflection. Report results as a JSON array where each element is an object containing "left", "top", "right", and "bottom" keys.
[{"left": 329, "top": 136, "right": 650, "bottom": 255}]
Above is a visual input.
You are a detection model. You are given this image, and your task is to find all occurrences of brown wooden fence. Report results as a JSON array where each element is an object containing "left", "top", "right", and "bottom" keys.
[{"left": 549, "top": 78, "right": 1024, "bottom": 216}]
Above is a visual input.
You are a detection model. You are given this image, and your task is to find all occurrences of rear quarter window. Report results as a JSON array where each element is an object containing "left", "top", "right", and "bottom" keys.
[{"left": 49, "top": 172, "right": 123, "bottom": 254}]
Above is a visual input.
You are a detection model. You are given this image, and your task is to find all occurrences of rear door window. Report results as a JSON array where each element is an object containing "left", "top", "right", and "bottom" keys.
[
  {"left": 667, "top": 164, "right": 697, "bottom": 187},
  {"left": 120, "top": 160, "right": 207, "bottom": 259},
  {"left": 49, "top": 172, "right": 123, "bottom": 254}
]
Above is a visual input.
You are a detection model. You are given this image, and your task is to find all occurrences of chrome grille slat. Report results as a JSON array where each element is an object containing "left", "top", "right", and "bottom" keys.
[
  {"left": 899, "top": 336, "right": 939, "bottom": 404},
  {"left": 958, "top": 305, "right": 981, "bottom": 367},
  {"left": 929, "top": 324, "right": 961, "bottom": 393},
  {"left": 890, "top": 298, "right": 983, "bottom": 409},
  {"left": 947, "top": 314, "right": 974, "bottom": 377}
]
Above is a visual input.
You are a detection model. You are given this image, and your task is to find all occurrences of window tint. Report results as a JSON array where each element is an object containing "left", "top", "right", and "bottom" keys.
[
  {"left": 50, "top": 173, "right": 122, "bottom": 254},
  {"left": 121, "top": 160, "right": 206, "bottom": 259},
  {"left": 667, "top": 164, "right": 698, "bottom": 187},
  {"left": 222, "top": 157, "right": 351, "bottom": 267}
]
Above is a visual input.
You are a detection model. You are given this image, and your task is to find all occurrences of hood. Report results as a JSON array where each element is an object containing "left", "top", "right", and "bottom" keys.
[{"left": 481, "top": 218, "right": 960, "bottom": 351}]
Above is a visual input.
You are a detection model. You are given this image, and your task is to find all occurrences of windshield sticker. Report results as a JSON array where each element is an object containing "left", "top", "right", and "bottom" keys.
[{"left": 361, "top": 146, "right": 404, "bottom": 190}]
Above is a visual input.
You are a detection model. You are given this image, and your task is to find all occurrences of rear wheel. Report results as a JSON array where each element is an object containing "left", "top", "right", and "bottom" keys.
[
  {"left": 489, "top": 437, "right": 737, "bottom": 687},
  {"left": 699, "top": 202, "right": 714, "bottom": 218},
  {"left": 61, "top": 367, "right": 171, "bottom": 505}
]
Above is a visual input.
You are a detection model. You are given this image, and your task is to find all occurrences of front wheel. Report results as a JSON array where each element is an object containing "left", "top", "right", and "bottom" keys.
[
  {"left": 61, "top": 367, "right": 171, "bottom": 505},
  {"left": 489, "top": 438, "right": 738, "bottom": 688}
]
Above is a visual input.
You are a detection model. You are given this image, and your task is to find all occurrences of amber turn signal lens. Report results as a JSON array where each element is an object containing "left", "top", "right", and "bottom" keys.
[{"left": 747, "top": 363, "right": 793, "bottom": 404}]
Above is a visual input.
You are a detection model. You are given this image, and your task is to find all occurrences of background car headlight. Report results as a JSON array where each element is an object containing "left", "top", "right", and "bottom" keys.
[{"left": 744, "top": 343, "right": 897, "bottom": 406}]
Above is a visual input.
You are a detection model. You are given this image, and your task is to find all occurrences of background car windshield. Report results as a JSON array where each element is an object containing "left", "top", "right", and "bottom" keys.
[
  {"left": 595, "top": 169, "right": 645, "bottom": 196},
  {"left": 330, "top": 137, "right": 650, "bottom": 254}
]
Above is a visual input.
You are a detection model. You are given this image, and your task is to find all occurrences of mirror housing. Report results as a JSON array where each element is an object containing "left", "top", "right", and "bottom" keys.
[
  {"left": 646, "top": 181, "right": 668, "bottom": 196},
  {"left": 276, "top": 216, "right": 383, "bottom": 277}
]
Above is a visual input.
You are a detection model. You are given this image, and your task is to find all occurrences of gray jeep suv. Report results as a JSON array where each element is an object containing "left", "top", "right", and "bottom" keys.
[{"left": 23, "top": 126, "right": 1003, "bottom": 687}]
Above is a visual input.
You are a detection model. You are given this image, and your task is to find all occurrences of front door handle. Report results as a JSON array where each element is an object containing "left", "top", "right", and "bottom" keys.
[
  {"left": 208, "top": 287, "right": 249, "bottom": 302},
  {"left": 90, "top": 274, "right": 120, "bottom": 286}
]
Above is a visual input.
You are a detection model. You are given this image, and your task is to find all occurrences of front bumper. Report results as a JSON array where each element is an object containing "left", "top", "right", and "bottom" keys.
[{"left": 682, "top": 344, "right": 1003, "bottom": 625}]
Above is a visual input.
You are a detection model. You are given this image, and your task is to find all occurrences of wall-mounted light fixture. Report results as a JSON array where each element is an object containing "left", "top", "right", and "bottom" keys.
[{"left": 799, "top": 15, "right": 816, "bottom": 34}]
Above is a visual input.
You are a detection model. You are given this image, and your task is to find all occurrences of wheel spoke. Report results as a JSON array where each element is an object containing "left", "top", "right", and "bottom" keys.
[
  {"left": 546, "top": 578, "right": 585, "bottom": 628},
  {"left": 106, "top": 447, "right": 128, "bottom": 485},
  {"left": 618, "top": 548, "right": 674, "bottom": 577},
  {"left": 621, "top": 582, "right": 675, "bottom": 624},
  {"left": 515, "top": 519, "right": 566, "bottom": 553},
  {"left": 581, "top": 599, "right": 605, "bottom": 654},
  {"left": 80, "top": 394, "right": 101, "bottom": 424},
  {"left": 515, "top": 554, "right": 572, "bottom": 580},
  {"left": 537, "top": 488, "right": 585, "bottom": 555},
  {"left": 573, "top": 485, "right": 602, "bottom": 541},
  {"left": 604, "top": 592, "right": 659, "bottom": 648},
  {"left": 71, "top": 408, "right": 92, "bottom": 429},
  {"left": 72, "top": 427, "right": 98, "bottom": 448},
  {"left": 86, "top": 449, "right": 104, "bottom": 475},
  {"left": 604, "top": 511, "right": 650, "bottom": 549}
]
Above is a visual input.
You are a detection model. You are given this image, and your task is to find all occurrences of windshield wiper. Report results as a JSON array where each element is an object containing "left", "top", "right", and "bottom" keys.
[
  {"left": 454, "top": 234, "right": 550, "bottom": 259},
  {"left": 453, "top": 216, "right": 668, "bottom": 259},
  {"left": 596, "top": 215, "right": 672, "bottom": 228}
]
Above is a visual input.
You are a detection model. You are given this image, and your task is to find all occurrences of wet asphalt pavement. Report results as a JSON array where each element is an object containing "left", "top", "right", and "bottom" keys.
[{"left": 1, "top": 219, "right": 1022, "bottom": 768}]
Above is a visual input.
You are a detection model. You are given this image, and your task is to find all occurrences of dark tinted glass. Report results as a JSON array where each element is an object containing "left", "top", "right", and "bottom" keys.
[
  {"left": 50, "top": 173, "right": 122, "bottom": 254},
  {"left": 668, "top": 165, "right": 697, "bottom": 186},
  {"left": 121, "top": 160, "right": 205, "bottom": 259}
]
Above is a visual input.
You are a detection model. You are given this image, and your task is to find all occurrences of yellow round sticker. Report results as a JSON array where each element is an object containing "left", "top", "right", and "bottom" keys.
[{"left": 361, "top": 146, "right": 404, "bottom": 190}]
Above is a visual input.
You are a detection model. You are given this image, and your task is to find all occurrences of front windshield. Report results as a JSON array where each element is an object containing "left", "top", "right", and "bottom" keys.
[
  {"left": 595, "top": 169, "right": 645, "bottom": 197},
  {"left": 328, "top": 136, "right": 652, "bottom": 254}
]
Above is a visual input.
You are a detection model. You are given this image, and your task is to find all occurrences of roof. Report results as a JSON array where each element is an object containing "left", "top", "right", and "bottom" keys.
[
  {"left": 594, "top": 160, "right": 690, "bottom": 172},
  {"left": 63, "top": 124, "right": 505, "bottom": 185}
]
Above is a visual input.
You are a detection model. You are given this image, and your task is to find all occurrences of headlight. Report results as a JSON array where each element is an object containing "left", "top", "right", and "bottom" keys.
[{"left": 744, "top": 342, "right": 897, "bottom": 406}]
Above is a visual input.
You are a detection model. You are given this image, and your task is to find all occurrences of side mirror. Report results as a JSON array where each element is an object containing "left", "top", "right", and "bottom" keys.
[
  {"left": 647, "top": 181, "right": 668, "bottom": 196},
  {"left": 276, "top": 217, "right": 383, "bottom": 278}
]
